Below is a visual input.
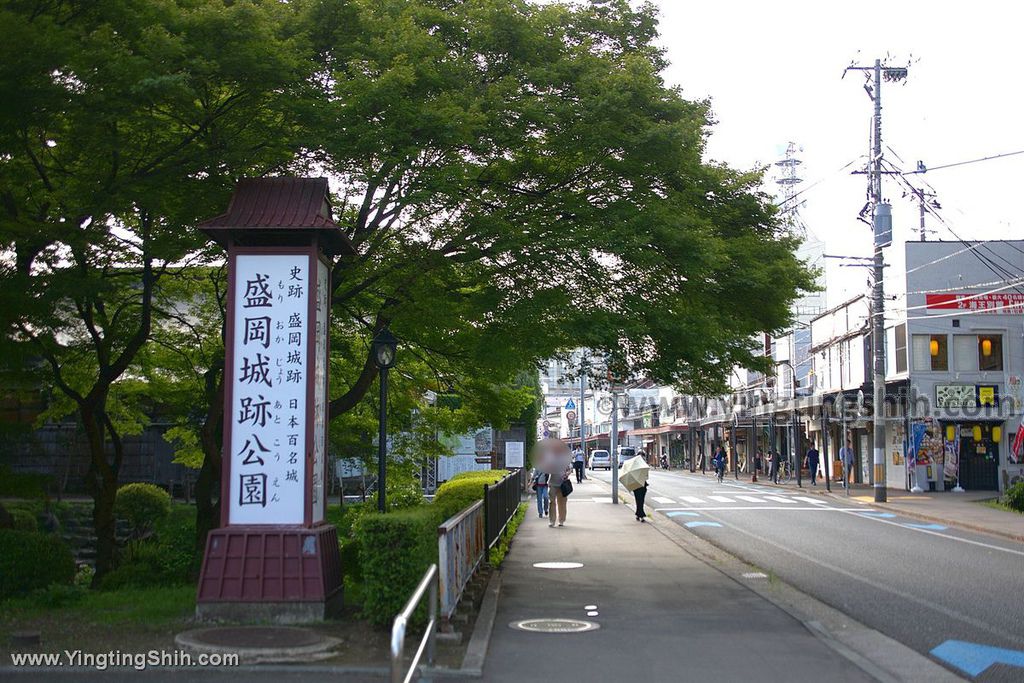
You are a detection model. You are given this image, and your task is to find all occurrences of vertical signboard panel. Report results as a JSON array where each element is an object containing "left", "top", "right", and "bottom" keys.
[
  {"left": 228, "top": 254, "right": 309, "bottom": 525},
  {"left": 312, "top": 258, "right": 329, "bottom": 523}
]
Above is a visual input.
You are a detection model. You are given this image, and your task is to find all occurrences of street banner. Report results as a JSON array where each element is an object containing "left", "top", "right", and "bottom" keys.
[
  {"left": 907, "top": 421, "right": 927, "bottom": 486},
  {"left": 943, "top": 425, "right": 960, "bottom": 480},
  {"left": 1012, "top": 419, "right": 1024, "bottom": 464}
]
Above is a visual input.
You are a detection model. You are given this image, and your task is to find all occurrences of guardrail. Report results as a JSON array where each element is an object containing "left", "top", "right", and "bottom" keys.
[
  {"left": 437, "top": 499, "right": 485, "bottom": 620},
  {"left": 483, "top": 470, "right": 524, "bottom": 549},
  {"left": 390, "top": 563, "right": 438, "bottom": 683}
]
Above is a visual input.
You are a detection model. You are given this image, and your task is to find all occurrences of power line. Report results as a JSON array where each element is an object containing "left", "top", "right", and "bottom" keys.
[
  {"left": 904, "top": 149, "right": 1024, "bottom": 175},
  {"left": 775, "top": 156, "right": 864, "bottom": 208}
]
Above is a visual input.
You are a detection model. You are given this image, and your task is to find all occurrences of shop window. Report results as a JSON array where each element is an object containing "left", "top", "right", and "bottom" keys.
[
  {"left": 912, "top": 335, "right": 948, "bottom": 372},
  {"left": 978, "top": 335, "right": 1003, "bottom": 371}
]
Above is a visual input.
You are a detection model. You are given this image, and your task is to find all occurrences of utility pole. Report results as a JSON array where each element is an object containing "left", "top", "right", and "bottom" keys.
[
  {"left": 846, "top": 58, "right": 908, "bottom": 503},
  {"left": 579, "top": 355, "right": 586, "bottom": 467},
  {"left": 610, "top": 387, "right": 619, "bottom": 504}
]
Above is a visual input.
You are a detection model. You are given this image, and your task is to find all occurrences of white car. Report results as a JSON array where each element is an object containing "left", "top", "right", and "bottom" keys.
[{"left": 589, "top": 449, "right": 611, "bottom": 470}]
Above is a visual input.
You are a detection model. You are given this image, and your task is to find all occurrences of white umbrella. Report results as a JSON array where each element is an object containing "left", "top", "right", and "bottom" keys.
[{"left": 618, "top": 455, "right": 650, "bottom": 492}]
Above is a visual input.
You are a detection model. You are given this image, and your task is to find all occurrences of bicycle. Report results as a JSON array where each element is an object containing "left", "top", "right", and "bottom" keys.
[
  {"left": 776, "top": 459, "right": 793, "bottom": 484},
  {"left": 715, "top": 464, "right": 725, "bottom": 483}
]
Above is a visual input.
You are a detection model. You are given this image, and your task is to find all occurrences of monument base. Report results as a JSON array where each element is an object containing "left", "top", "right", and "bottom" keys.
[{"left": 196, "top": 524, "right": 342, "bottom": 623}]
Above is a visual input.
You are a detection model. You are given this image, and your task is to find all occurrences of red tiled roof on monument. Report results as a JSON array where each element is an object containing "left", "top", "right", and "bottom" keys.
[{"left": 200, "top": 177, "right": 337, "bottom": 229}]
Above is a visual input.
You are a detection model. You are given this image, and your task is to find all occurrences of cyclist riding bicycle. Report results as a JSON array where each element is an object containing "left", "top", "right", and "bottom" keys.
[{"left": 712, "top": 447, "right": 727, "bottom": 482}]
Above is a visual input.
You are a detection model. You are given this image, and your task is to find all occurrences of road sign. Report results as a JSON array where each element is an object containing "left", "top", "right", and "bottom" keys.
[
  {"left": 566, "top": 410, "right": 577, "bottom": 423},
  {"left": 565, "top": 398, "right": 576, "bottom": 410}
]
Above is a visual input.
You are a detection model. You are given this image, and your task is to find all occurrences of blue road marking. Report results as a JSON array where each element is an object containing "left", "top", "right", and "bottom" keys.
[
  {"left": 858, "top": 511, "right": 897, "bottom": 518},
  {"left": 930, "top": 639, "right": 1024, "bottom": 676},
  {"left": 684, "top": 521, "right": 722, "bottom": 528},
  {"left": 665, "top": 511, "right": 700, "bottom": 517},
  {"left": 903, "top": 522, "right": 947, "bottom": 530}
]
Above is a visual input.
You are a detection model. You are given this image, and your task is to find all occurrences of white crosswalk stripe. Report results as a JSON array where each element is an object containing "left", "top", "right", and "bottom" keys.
[
  {"left": 763, "top": 495, "right": 797, "bottom": 504},
  {"left": 679, "top": 496, "right": 704, "bottom": 504},
  {"left": 653, "top": 496, "right": 676, "bottom": 504},
  {"left": 708, "top": 495, "right": 735, "bottom": 503},
  {"left": 793, "top": 496, "right": 829, "bottom": 505},
  {"left": 736, "top": 495, "right": 765, "bottom": 503}
]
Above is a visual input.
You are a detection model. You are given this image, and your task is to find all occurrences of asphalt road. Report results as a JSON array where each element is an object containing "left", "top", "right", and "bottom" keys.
[{"left": 591, "top": 468, "right": 1024, "bottom": 682}]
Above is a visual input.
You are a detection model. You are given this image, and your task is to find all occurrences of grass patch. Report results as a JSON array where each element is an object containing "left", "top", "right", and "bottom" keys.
[
  {"left": 488, "top": 503, "right": 528, "bottom": 567},
  {"left": 1, "top": 585, "right": 195, "bottom": 625},
  {"left": 980, "top": 498, "right": 1024, "bottom": 515}
]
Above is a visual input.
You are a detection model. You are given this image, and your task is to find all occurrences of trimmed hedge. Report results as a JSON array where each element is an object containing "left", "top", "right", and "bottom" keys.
[
  {"left": 101, "top": 505, "right": 198, "bottom": 590},
  {"left": 0, "top": 529, "right": 75, "bottom": 600},
  {"left": 10, "top": 509, "right": 38, "bottom": 532},
  {"left": 353, "top": 507, "right": 440, "bottom": 626},
  {"left": 1005, "top": 481, "right": 1024, "bottom": 512},
  {"left": 434, "top": 470, "right": 508, "bottom": 520},
  {"left": 368, "top": 474, "right": 426, "bottom": 511},
  {"left": 114, "top": 483, "right": 171, "bottom": 535},
  {"left": 0, "top": 465, "right": 51, "bottom": 498}
]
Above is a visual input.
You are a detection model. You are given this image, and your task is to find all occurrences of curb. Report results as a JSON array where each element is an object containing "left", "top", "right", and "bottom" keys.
[
  {"left": 601, "top": 478, "right": 966, "bottom": 683},
  {"left": 421, "top": 565, "right": 501, "bottom": 679}
]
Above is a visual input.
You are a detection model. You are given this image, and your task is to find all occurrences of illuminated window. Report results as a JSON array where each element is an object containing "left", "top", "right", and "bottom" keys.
[
  {"left": 912, "top": 334, "right": 947, "bottom": 372},
  {"left": 978, "top": 335, "right": 1003, "bottom": 371}
]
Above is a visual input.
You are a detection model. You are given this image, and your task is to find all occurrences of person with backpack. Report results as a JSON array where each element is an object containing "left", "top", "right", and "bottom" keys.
[{"left": 531, "top": 468, "right": 550, "bottom": 518}]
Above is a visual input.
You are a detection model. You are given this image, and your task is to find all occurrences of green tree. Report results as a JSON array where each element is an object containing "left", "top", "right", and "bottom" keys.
[
  {"left": 0, "top": 0, "right": 313, "bottom": 581},
  {"left": 312, "top": 0, "right": 812, "bottom": 408}
]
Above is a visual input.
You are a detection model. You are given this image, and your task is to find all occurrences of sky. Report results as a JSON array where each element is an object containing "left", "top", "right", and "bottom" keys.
[{"left": 650, "top": 0, "right": 1024, "bottom": 307}]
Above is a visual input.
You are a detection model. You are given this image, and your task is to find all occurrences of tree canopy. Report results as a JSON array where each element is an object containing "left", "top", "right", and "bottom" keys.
[{"left": 1, "top": 0, "right": 812, "bottom": 565}]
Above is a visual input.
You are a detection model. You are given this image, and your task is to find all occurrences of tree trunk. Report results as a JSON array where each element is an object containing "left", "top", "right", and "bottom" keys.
[
  {"left": 0, "top": 502, "right": 13, "bottom": 529},
  {"left": 194, "top": 366, "right": 224, "bottom": 558},
  {"left": 81, "top": 404, "right": 118, "bottom": 586}
]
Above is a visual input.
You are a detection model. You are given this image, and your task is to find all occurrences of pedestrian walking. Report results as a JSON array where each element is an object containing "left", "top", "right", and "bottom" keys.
[
  {"left": 531, "top": 468, "right": 550, "bottom": 517},
  {"left": 530, "top": 438, "right": 573, "bottom": 527},
  {"left": 839, "top": 440, "right": 855, "bottom": 488},
  {"left": 633, "top": 479, "right": 649, "bottom": 522},
  {"left": 804, "top": 444, "right": 820, "bottom": 486},
  {"left": 573, "top": 447, "right": 585, "bottom": 484},
  {"left": 769, "top": 450, "right": 780, "bottom": 484},
  {"left": 548, "top": 463, "right": 572, "bottom": 527},
  {"left": 754, "top": 449, "right": 764, "bottom": 476}
]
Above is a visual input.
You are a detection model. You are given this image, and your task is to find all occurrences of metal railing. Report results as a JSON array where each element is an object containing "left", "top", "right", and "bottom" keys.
[
  {"left": 390, "top": 563, "right": 438, "bottom": 683},
  {"left": 437, "top": 500, "right": 485, "bottom": 620},
  {"left": 483, "top": 470, "right": 524, "bottom": 549}
]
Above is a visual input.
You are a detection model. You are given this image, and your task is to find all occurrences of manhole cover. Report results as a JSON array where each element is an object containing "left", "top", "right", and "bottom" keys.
[
  {"left": 532, "top": 561, "right": 584, "bottom": 569},
  {"left": 510, "top": 619, "right": 600, "bottom": 633}
]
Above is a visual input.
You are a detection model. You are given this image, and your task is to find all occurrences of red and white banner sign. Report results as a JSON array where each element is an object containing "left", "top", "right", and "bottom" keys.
[
  {"left": 1012, "top": 420, "right": 1024, "bottom": 464},
  {"left": 925, "top": 293, "right": 1024, "bottom": 314}
]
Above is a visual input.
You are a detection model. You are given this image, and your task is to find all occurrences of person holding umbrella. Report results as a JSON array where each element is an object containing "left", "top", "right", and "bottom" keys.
[{"left": 619, "top": 454, "right": 650, "bottom": 522}]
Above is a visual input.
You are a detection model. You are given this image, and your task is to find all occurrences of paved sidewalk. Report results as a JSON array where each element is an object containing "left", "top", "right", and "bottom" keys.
[
  {"left": 729, "top": 472, "right": 1024, "bottom": 541},
  {"left": 482, "top": 478, "right": 873, "bottom": 683}
]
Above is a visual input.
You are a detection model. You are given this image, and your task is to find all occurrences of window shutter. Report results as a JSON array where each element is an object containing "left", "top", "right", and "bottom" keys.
[
  {"left": 953, "top": 335, "right": 975, "bottom": 371},
  {"left": 911, "top": 335, "right": 931, "bottom": 372}
]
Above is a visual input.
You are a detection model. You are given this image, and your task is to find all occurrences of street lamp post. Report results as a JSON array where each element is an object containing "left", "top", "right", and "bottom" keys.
[{"left": 372, "top": 328, "right": 398, "bottom": 513}]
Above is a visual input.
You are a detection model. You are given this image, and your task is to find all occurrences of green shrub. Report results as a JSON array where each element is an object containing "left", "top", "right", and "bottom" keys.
[
  {"left": 114, "top": 483, "right": 171, "bottom": 535},
  {"left": 368, "top": 474, "right": 425, "bottom": 511},
  {"left": 489, "top": 503, "right": 527, "bottom": 567},
  {"left": 0, "top": 465, "right": 51, "bottom": 498},
  {"left": 10, "top": 509, "right": 38, "bottom": 532},
  {"left": 434, "top": 470, "right": 508, "bottom": 520},
  {"left": 354, "top": 507, "right": 440, "bottom": 626},
  {"left": 101, "top": 505, "right": 198, "bottom": 590},
  {"left": 0, "top": 530, "right": 75, "bottom": 599},
  {"left": 1005, "top": 481, "right": 1024, "bottom": 512}
]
